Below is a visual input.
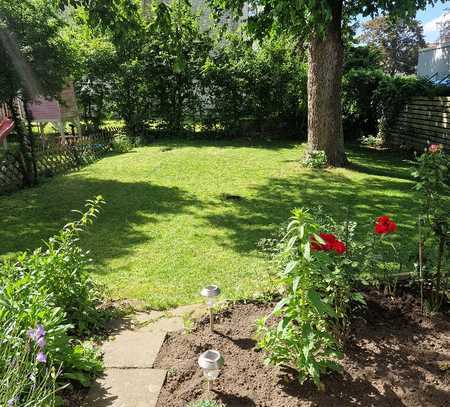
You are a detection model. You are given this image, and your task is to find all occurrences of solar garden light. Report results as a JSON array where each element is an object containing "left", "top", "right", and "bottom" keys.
[
  {"left": 200, "top": 285, "right": 221, "bottom": 331},
  {"left": 198, "top": 349, "right": 224, "bottom": 392}
]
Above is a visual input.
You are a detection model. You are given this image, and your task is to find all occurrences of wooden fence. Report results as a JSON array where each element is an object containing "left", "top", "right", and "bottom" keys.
[
  {"left": 0, "top": 127, "right": 121, "bottom": 195},
  {"left": 387, "top": 96, "right": 450, "bottom": 151}
]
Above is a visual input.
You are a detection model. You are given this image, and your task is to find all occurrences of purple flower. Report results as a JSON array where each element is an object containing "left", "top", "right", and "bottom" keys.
[
  {"left": 36, "top": 336, "right": 46, "bottom": 349},
  {"left": 7, "top": 398, "right": 15, "bottom": 407},
  {"left": 28, "top": 324, "right": 46, "bottom": 342},
  {"left": 35, "top": 325, "right": 46, "bottom": 339},
  {"left": 36, "top": 352, "right": 47, "bottom": 364},
  {"left": 28, "top": 328, "right": 37, "bottom": 341}
]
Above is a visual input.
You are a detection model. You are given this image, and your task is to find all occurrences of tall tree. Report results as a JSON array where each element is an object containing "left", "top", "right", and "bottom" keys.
[
  {"left": 0, "top": 0, "right": 74, "bottom": 185},
  {"left": 210, "top": 0, "right": 444, "bottom": 166},
  {"left": 361, "top": 16, "right": 426, "bottom": 75}
]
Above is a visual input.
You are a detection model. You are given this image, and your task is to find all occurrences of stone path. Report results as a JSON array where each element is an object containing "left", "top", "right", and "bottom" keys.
[{"left": 84, "top": 304, "right": 205, "bottom": 407}]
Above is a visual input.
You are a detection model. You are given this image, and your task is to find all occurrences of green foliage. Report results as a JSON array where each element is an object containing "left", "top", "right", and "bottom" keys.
[
  {"left": 257, "top": 209, "right": 350, "bottom": 386},
  {"left": 202, "top": 32, "right": 307, "bottom": 135},
  {"left": 412, "top": 145, "right": 449, "bottom": 309},
  {"left": 0, "top": 0, "right": 74, "bottom": 103},
  {"left": 302, "top": 150, "right": 327, "bottom": 169},
  {"left": 112, "top": 131, "right": 134, "bottom": 153},
  {"left": 360, "top": 16, "right": 426, "bottom": 75},
  {"left": 210, "top": 1, "right": 444, "bottom": 40},
  {"left": 0, "top": 335, "right": 58, "bottom": 407},
  {"left": 343, "top": 68, "right": 450, "bottom": 141},
  {"left": 0, "top": 196, "right": 107, "bottom": 399},
  {"left": 63, "top": 6, "right": 116, "bottom": 129}
]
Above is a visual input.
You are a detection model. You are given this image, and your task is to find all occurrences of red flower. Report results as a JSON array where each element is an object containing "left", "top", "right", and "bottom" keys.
[
  {"left": 333, "top": 240, "right": 347, "bottom": 255},
  {"left": 310, "top": 233, "right": 346, "bottom": 254},
  {"left": 374, "top": 215, "right": 397, "bottom": 234}
]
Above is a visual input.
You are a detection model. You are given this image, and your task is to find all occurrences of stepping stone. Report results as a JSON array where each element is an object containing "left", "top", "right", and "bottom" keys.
[
  {"left": 84, "top": 368, "right": 166, "bottom": 407},
  {"left": 103, "top": 330, "right": 166, "bottom": 368}
]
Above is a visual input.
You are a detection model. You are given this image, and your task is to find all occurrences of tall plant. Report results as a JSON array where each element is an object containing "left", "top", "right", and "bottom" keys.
[
  {"left": 257, "top": 209, "right": 350, "bottom": 386},
  {"left": 412, "top": 144, "right": 449, "bottom": 310}
]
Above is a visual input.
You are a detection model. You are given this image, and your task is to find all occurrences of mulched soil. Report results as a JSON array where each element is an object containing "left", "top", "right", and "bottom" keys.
[{"left": 154, "top": 290, "right": 450, "bottom": 407}]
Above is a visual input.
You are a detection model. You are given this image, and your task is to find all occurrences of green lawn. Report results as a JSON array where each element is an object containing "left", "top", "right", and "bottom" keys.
[{"left": 0, "top": 139, "right": 419, "bottom": 309}]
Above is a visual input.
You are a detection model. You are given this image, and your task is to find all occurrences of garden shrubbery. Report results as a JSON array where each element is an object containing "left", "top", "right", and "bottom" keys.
[
  {"left": 0, "top": 196, "right": 108, "bottom": 405},
  {"left": 258, "top": 147, "right": 448, "bottom": 385}
]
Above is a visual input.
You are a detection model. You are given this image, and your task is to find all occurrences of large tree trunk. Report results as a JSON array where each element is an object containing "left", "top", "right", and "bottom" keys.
[{"left": 307, "top": 0, "right": 347, "bottom": 167}]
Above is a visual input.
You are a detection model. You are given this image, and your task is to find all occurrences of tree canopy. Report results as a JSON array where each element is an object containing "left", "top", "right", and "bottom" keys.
[{"left": 361, "top": 16, "right": 426, "bottom": 75}]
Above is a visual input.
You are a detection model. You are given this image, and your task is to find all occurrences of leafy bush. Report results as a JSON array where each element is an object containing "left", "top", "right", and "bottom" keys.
[
  {"left": 257, "top": 209, "right": 350, "bottom": 386},
  {"left": 302, "top": 150, "right": 327, "bottom": 168},
  {"left": 0, "top": 197, "right": 107, "bottom": 402},
  {"left": 359, "top": 134, "right": 383, "bottom": 148},
  {"left": 343, "top": 68, "right": 450, "bottom": 143},
  {"left": 112, "top": 131, "right": 134, "bottom": 153},
  {"left": 258, "top": 208, "right": 407, "bottom": 386}
]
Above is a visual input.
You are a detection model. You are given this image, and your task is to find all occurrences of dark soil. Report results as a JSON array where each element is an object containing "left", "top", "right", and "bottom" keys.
[{"left": 154, "top": 290, "right": 450, "bottom": 407}]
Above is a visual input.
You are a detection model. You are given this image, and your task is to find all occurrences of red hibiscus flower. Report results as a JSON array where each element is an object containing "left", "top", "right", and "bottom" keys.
[
  {"left": 310, "top": 233, "right": 346, "bottom": 254},
  {"left": 374, "top": 215, "right": 397, "bottom": 234}
]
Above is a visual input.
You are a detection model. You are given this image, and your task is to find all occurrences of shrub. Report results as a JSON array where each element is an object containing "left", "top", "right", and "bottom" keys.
[
  {"left": 112, "top": 131, "right": 134, "bottom": 153},
  {"left": 258, "top": 208, "right": 408, "bottom": 386},
  {"left": 302, "top": 150, "right": 327, "bottom": 168},
  {"left": 257, "top": 209, "right": 351, "bottom": 386},
  {"left": 0, "top": 196, "right": 107, "bottom": 402}
]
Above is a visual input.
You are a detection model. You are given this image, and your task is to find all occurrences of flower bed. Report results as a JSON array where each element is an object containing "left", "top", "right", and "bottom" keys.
[{"left": 154, "top": 292, "right": 450, "bottom": 407}]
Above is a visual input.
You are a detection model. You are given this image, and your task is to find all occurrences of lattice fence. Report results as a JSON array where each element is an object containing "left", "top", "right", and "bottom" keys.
[{"left": 0, "top": 127, "right": 120, "bottom": 195}]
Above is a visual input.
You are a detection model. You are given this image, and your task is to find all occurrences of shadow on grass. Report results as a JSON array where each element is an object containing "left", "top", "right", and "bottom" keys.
[
  {"left": 202, "top": 169, "right": 419, "bottom": 254},
  {"left": 0, "top": 176, "right": 202, "bottom": 263},
  {"left": 346, "top": 145, "right": 415, "bottom": 181}
]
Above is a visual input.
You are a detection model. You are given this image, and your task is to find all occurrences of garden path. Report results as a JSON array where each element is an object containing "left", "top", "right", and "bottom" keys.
[{"left": 84, "top": 304, "right": 205, "bottom": 407}]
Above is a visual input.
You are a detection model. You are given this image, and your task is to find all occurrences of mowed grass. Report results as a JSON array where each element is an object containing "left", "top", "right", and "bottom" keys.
[{"left": 0, "top": 139, "right": 420, "bottom": 308}]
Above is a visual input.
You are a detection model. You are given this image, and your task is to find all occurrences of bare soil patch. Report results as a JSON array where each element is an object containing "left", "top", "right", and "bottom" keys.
[{"left": 154, "top": 290, "right": 450, "bottom": 407}]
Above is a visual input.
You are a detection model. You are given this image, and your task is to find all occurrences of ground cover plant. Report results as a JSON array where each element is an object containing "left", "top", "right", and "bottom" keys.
[
  {"left": 0, "top": 139, "right": 424, "bottom": 309},
  {"left": 0, "top": 197, "right": 108, "bottom": 406}
]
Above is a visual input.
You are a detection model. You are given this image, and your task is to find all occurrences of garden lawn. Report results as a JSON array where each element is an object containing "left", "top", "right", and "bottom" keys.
[{"left": 0, "top": 139, "right": 419, "bottom": 309}]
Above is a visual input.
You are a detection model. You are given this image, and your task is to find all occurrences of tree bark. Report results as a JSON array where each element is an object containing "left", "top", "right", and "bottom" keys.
[{"left": 307, "top": 0, "right": 347, "bottom": 167}]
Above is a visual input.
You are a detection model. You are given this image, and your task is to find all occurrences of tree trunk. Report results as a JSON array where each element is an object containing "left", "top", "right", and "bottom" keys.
[
  {"left": 8, "top": 98, "right": 35, "bottom": 186},
  {"left": 307, "top": 0, "right": 346, "bottom": 167}
]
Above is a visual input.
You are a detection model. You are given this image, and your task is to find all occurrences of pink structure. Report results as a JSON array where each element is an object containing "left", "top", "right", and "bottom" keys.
[
  {"left": 0, "top": 117, "right": 14, "bottom": 150},
  {"left": 27, "top": 83, "right": 81, "bottom": 138}
]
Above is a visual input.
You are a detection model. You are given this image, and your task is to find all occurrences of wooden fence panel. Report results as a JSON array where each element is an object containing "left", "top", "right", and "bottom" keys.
[
  {"left": 0, "top": 127, "right": 118, "bottom": 195},
  {"left": 387, "top": 96, "right": 450, "bottom": 151}
]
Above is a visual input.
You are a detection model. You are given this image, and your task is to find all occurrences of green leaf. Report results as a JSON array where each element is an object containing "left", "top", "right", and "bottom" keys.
[
  {"left": 307, "top": 289, "right": 337, "bottom": 318},
  {"left": 292, "top": 276, "right": 300, "bottom": 292},
  {"left": 284, "top": 260, "right": 298, "bottom": 275}
]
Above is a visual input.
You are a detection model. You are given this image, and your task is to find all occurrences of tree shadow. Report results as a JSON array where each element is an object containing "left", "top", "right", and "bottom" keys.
[
  {"left": 346, "top": 145, "right": 415, "bottom": 181},
  {"left": 0, "top": 175, "right": 202, "bottom": 265},
  {"left": 213, "top": 391, "right": 257, "bottom": 407},
  {"left": 202, "top": 169, "right": 419, "bottom": 254}
]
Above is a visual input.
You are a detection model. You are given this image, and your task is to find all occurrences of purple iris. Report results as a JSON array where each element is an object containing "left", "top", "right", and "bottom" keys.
[
  {"left": 36, "top": 352, "right": 47, "bottom": 364},
  {"left": 28, "top": 324, "right": 46, "bottom": 342},
  {"left": 35, "top": 325, "right": 45, "bottom": 338},
  {"left": 36, "top": 336, "right": 46, "bottom": 349}
]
